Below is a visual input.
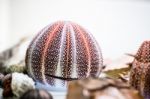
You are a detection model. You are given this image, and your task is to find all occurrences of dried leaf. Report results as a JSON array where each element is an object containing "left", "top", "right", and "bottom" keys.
[{"left": 104, "top": 66, "right": 130, "bottom": 80}]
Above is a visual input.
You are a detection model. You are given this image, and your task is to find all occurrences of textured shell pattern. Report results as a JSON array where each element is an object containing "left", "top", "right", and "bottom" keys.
[
  {"left": 25, "top": 21, "right": 103, "bottom": 87},
  {"left": 130, "top": 41, "right": 150, "bottom": 99}
]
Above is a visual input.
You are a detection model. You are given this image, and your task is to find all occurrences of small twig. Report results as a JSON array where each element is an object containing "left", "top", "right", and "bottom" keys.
[
  {"left": 125, "top": 53, "right": 135, "bottom": 58},
  {"left": 45, "top": 74, "right": 78, "bottom": 81}
]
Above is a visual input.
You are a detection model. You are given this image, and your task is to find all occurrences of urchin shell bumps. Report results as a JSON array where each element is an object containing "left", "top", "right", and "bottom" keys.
[
  {"left": 25, "top": 21, "right": 103, "bottom": 88},
  {"left": 130, "top": 41, "right": 150, "bottom": 99}
]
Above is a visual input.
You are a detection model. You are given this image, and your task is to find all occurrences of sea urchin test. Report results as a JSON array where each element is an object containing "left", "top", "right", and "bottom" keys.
[
  {"left": 25, "top": 21, "right": 103, "bottom": 91},
  {"left": 130, "top": 41, "right": 150, "bottom": 99}
]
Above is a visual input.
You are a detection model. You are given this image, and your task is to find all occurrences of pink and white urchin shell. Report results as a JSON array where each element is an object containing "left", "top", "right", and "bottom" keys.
[
  {"left": 25, "top": 21, "right": 103, "bottom": 91},
  {"left": 130, "top": 41, "right": 150, "bottom": 99}
]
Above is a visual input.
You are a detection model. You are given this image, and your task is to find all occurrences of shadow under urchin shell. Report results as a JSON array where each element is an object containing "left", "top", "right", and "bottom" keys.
[
  {"left": 130, "top": 41, "right": 150, "bottom": 99},
  {"left": 25, "top": 21, "right": 103, "bottom": 91}
]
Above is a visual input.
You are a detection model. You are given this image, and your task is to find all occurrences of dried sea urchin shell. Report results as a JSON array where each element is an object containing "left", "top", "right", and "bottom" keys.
[
  {"left": 25, "top": 21, "right": 103, "bottom": 90},
  {"left": 130, "top": 41, "right": 150, "bottom": 99}
]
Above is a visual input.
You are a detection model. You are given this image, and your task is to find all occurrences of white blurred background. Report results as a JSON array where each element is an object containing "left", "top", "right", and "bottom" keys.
[{"left": 0, "top": 0, "right": 150, "bottom": 59}]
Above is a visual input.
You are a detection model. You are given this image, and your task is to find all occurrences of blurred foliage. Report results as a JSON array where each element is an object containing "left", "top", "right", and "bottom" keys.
[
  {"left": 0, "top": 37, "right": 27, "bottom": 73},
  {"left": 5, "top": 64, "right": 26, "bottom": 74}
]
